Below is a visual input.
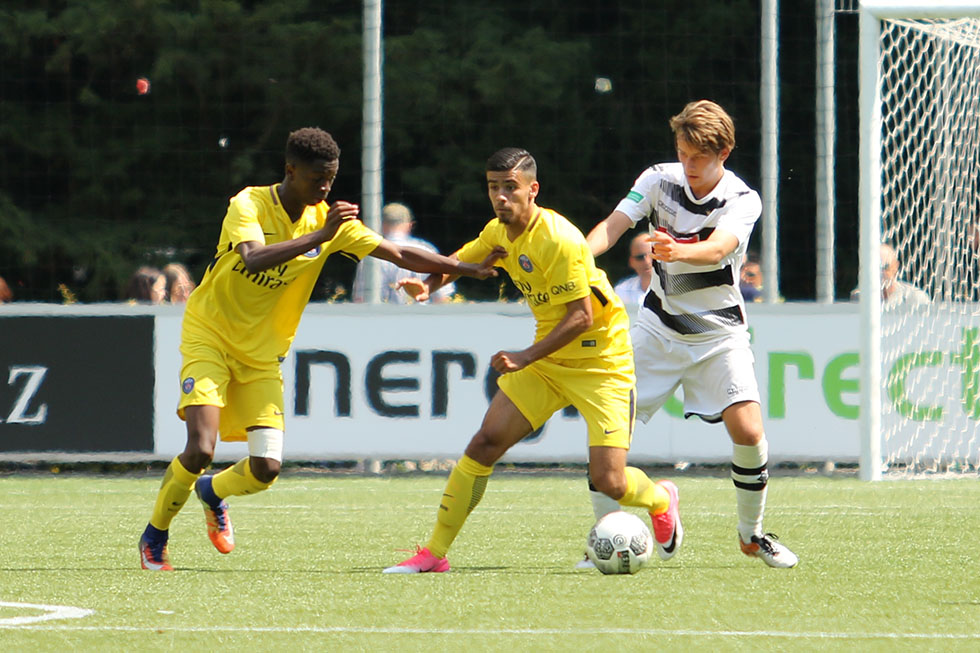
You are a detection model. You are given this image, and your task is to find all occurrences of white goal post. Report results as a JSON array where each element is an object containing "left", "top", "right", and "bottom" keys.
[{"left": 859, "top": 0, "right": 980, "bottom": 480}]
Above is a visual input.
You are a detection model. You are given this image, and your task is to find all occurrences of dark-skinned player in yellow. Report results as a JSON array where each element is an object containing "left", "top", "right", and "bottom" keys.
[{"left": 139, "top": 127, "right": 502, "bottom": 570}]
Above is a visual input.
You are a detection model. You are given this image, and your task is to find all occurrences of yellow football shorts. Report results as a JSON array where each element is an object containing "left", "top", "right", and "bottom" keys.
[
  {"left": 177, "top": 335, "right": 285, "bottom": 442},
  {"left": 497, "top": 351, "right": 636, "bottom": 449}
]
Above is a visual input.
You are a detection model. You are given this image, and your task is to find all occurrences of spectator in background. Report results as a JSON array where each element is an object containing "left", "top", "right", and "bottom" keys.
[
  {"left": 352, "top": 203, "right": 455, "bottom": 303},
  {"left": 125, "top": 266, "right": 166, "bottom": 304},
  {"left": 0, "top": 276, "right": 12, "bottom": 303},
  {"left": 163, "top": 263, "right": 196, "bottom": 304},
  {"left": 850, "top": 242, "right": 929, "bottom": 308},
  {"left": 957, "top": 218, "right": 980, "bottom": 300},
  {"left": 613, "top": 233, "right": 653, "bottom": 307},
  {"left": 740, "top": 257, "right": 763, "bottom": 303}
]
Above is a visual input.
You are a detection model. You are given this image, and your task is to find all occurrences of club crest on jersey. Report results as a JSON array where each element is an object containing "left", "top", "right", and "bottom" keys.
[
  {"left": 182, "top": 377, "right": 195, "bottom": 394},
  {"left": 303, "top": 245, "right": 322, "bottom": 258},
  {"left": 518, "top": 255, "right": 533, "bottom": 272}
]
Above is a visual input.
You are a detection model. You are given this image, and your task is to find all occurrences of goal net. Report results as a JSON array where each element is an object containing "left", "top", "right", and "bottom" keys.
[{"left": 864, "top": 9, "right": 980, "bottom": 476}]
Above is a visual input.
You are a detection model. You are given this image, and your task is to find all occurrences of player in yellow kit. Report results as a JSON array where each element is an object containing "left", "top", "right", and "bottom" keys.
[
  {"left": 139, "top": 127, "right": 502, "bottom": 570},
  {"left": 384, "top": 148, "right": 682, "bottom": 573}
]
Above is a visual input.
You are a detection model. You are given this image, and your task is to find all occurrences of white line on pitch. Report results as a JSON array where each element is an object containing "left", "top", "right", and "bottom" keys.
[
  {"left": 3, "top": 624, "right": 980, "bottom": 639},
  {"left": 0, "top": 602, "right": 94, "bottom": 626}
]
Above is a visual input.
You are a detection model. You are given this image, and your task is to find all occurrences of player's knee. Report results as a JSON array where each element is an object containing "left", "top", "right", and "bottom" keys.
[
  {"left": 183, "top": 427, "right": 217, "bottom": 468},
  {"left": 249, "top": 457, "right": 281, "bottom": 484},
  {"left": 590, "top": 470, "right": 627, "bottom": 500},
  {"left": 180, "top": 448, "right": 213, "bottom": 473},
  {"left": 724, "top": 401, "right": 765, "bottom": 445},
  {"left": 730, "top": 429, "right": 765, "bottom": 447},
  {"left": 465, "top": 429, "right": 506, "bottom": 466}
]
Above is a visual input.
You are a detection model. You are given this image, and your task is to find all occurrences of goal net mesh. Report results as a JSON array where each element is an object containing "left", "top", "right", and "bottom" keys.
[{"left": 878, "top": 17, "right": 980, "bottom": 473}]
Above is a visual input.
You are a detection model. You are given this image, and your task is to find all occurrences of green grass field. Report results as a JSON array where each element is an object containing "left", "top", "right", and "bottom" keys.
[{"left": 1, "top": 471, "right": 979, "bottom": 652}]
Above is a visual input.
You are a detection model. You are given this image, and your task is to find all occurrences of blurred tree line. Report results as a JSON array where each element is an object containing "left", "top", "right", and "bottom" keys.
[{"left": 0, "top": 0, "right": 857, "bottom": 302}]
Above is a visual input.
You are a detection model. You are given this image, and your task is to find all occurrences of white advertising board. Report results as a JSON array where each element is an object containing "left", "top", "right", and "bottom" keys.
[
  {"left": 880, "top": 305, "right": 980, "bottom": 463},
  {"left": 153, "top": 303, "right": 863, "bottom": 463}
]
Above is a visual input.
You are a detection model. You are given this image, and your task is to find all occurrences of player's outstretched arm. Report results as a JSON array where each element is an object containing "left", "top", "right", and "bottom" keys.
[
  {"left": 396, "top": 247, "right": 508, "bottom": 302},
  {"left": 371, "top": 240, "right": 505, "bottom": 279},
  {"left": 586, "top": 210, "right": 633, "bottom": 258}
]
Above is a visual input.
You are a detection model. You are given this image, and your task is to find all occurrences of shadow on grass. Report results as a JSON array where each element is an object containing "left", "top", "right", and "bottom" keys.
[{"left": 0, "top": 562, "right": 723, "bottom": 574}]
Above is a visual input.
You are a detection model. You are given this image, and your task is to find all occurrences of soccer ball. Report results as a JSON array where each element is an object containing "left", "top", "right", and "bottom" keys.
[{"left": 585, "top": 510, "right": 653, "bottom": 575}]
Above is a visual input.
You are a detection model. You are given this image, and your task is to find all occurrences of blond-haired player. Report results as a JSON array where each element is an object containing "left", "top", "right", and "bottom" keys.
[
  {"left": 139, "top": 127, "right": 501, "bottom": 570},
  {"left": 586, "top": 100, "right": 798, "bottom": 568},
  {"left": 383, "top": 147, "right": 682, "bottom": 573}
]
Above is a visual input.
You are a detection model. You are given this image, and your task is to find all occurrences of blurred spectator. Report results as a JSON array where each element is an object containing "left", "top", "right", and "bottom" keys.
[
  {"left": 0, "top": 276, "right": 12, "bottom": 303},
  {"left": 850, "top": 242, "right": 929, "bottom": 307},
  {"left": 957, "top": 218, "right": 980, "bottom": 300},
  {"left": 740, "top": 258, "right": 763, "bottom": 303},
  {"left": 613, "top": 233, "right": 653, "bottom": 306},
  {"left": 125, "top": 266, "right": 167, "bottom": 304},
  {"left": 352, "top": 202, "right": 455, "bottom": 303},
  {"left": 163, "top": 263, "right": 196, "bottom": 303}
]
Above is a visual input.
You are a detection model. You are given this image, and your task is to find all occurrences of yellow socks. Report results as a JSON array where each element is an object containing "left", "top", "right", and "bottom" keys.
[
  {"left": 149, "top": 456, "right": 202, "bottom": 531},
  {"left": 618, "top": 466, "right": 671, "bottom": 515},
  {"left": 212, "top": 458, "right": 276, "bottom": 498},
  {"left": 426, "top": 455, "right": 493, "bottom": 558},
  {"left": 147, "top": 456, "right": 274, "bottom": 533}
]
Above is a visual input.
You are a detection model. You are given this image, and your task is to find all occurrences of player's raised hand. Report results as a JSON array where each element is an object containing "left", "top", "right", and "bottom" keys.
[
  {"left": 649, "top": 230, "right": 680, "bottom": 263},
  {"left": 321, "top": 201, "right": 360, "bottom": 241},
  {"left": 395, "top": 277, "right": 430, "bottom": 303}
]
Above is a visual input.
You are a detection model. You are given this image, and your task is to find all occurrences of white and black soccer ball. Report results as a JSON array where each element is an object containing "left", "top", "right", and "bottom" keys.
[{"left": 585, "top": 510, "right": 653, "bottom": 575}]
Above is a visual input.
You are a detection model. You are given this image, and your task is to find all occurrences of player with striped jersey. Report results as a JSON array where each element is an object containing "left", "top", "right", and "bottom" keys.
[
  {"left": 138, "top": 127, "right": 502, "bottom": 571},
  {"left": 384, "top": 147, "right": 682, "bottom": 573},
  {"left": 586, "top": 100, "right": 798, "bottom": 568}
]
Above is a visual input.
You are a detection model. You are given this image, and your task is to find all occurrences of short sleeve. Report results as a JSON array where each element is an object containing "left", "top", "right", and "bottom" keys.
[
  {"left": 714, "top": 191, "right": 762, "bottom": 245},
  {"left": 224, "top": 193, "right": 267, "bottom": 247},
  {"left": 329, "top": 219, "right": 384, "bottom": 261},
  {"left": 455, "top": 223, "right": 497, "bottom": 265},
  {"left": 542, "top": 237, "right": 592, "bottom": 305},
  {"left": 613, "top": 166, "right": 661, "bottom": 225}
]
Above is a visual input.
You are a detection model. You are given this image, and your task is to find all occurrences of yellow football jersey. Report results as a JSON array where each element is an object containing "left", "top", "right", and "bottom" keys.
[
  {"left": 456, "top": 206, "right": 631, "bottom": 359},
  {"left": 182, "top": 185, "right": 382, "bottom": 366}
]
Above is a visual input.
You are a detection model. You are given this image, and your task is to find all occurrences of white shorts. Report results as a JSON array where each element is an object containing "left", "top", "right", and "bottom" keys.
[{"left": 632, "top": 324, "right": 760, "bottom": 424}]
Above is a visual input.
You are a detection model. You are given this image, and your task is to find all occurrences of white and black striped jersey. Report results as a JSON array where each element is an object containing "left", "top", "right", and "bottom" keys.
[{"left": 613, "top": 162, "right": 761, "bottom": 343}]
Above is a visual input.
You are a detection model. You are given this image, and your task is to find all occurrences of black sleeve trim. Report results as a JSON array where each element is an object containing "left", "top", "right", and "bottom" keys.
[{"left": 590, "top": 286, "right": 608, "bottom": 306}]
